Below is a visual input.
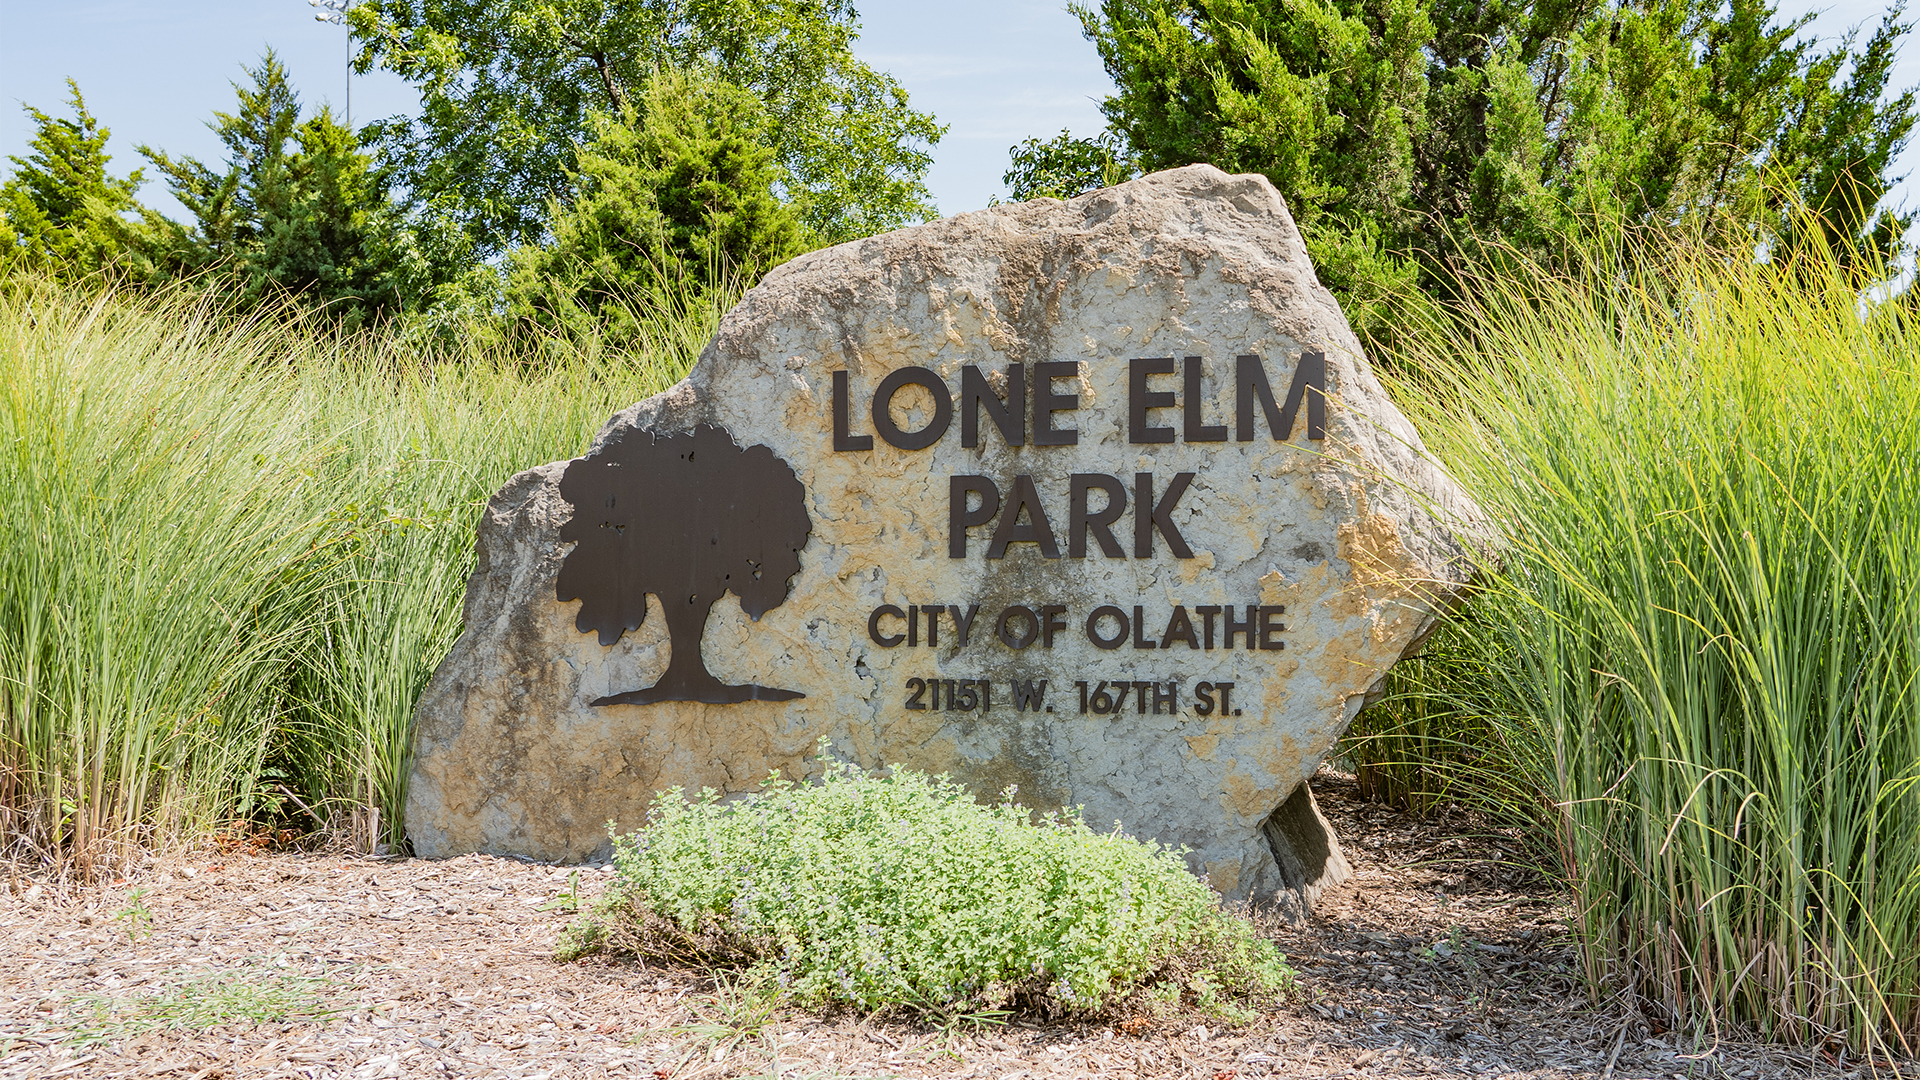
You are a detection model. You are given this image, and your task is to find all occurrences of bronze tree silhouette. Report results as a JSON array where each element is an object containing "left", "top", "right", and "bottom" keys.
[{"left": 556, "top": 424, "right": 811, "bottom": 705}]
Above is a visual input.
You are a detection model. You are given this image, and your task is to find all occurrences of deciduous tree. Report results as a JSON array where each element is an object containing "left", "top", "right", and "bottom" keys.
[
  {"left": 350, "top": 0, "right": 943, "bottom": 256},
  {"left": 1003, "top": 129, "right": 1133, "bottom": 202}
]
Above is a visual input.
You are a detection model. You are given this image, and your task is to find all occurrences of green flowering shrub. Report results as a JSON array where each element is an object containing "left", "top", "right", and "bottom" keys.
[{"left": 559, "top": 759, "right": 1292, "bottom": 1021}]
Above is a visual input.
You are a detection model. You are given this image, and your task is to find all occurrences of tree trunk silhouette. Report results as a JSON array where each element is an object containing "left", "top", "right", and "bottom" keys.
[{"left": 591, "top": 590, "right": 803, "bottom": 706}]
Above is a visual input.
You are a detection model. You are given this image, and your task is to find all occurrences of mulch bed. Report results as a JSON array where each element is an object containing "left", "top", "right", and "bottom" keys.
[{"left": 0, "top": 771, "right": 1874, "bottom": 1079}]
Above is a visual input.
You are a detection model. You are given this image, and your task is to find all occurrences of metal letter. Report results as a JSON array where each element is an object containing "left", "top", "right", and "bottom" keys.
[
  {"left": 961, "top": 364, "right": 1025, "bottom": 447},
  {"left": 1131, "top": 606, "right": 1156, "bottom": 649},
  {"left": 997, "top": 605, "right": 1040, "bottom": 649},
  {"left": 868, "top": 605, "right": 906, "bottom": 647},
  {"left": 1069, "top": 473, "right": 1127, "bottom": 558},
  {"left": 1259, "top": 605, "right": 1287, "bottom": 650},
  {"left": 1223, "top": 605, "right": 1257, "bottom": 649},
  {"left": 1086, "top": 605, "right": 1128, "bottom": 650},
  {"left": 1032, "top": 361, "right": 1080, "bottom": 446},
  {"left": 949, "top": 603, "right": 982, "bottom": 646},
  {"left": 1236, "top": 352, "right": 1326, "bottom": 441},
  {"left": 1183, "top": 357, "right": 1227, "bottom": 442},
  {"left": 1128, "top": 358, "right": 1176, "bottom": 443},
  {"left": 949, "top": 475, "right": 1001, "bottom": 558},
  {"left": 1041, "top": 604, "right": 1068, "bottom": 647},
  {"left": 871, "top": 366, "right": 952, "bottom": 450},
  {"left": 986, "top": 474, "right": 1061, "bottom": 559},
  {"left": 1133, "top": 472, "right": 1197, "bottom": 558},
  {"left": 832, "top": 370, "right": 873, "bottom": 451},
  {"left": 1159, "top": 605, "right": 1201, "bottom": 649}
]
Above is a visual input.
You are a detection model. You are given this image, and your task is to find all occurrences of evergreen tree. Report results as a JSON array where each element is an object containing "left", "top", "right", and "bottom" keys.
[
  {"left": 0, "top": 80, "right": 149, "bottom": 280},
  {"left": 141, "top": 53, "right": 420, "bottom": 323},
  {"left": 1053, "top": 0, "right": 1918, "bottom": 327},
  {"left": 507, "top": 67, "right": 805, "bottom": 348}
]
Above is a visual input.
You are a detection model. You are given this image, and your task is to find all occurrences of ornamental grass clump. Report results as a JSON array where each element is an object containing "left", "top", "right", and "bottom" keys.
[
  {"left": 561, "top": 760, "right": 1293, "bottom": 1021},
  {"left": 1391, "top": 234, "right": 1920, "bottom": 1058},
  {"left": 0, "top": 277, "right": 708, "bottom": 871}
]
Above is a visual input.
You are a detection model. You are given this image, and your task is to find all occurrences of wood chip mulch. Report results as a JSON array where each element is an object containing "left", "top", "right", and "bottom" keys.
[{"left": 0, "top": 771, "right": 1891, "bottom": 1079}]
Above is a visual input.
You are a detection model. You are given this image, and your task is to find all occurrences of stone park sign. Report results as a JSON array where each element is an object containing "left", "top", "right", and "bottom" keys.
[{"left": 405, "top": 164, "right": 1481, "bottom": 909}]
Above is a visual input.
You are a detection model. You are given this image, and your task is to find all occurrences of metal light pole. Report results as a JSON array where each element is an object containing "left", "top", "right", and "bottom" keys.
[{"left": 309, "top": 0, "right": 355, "bottom": 127}]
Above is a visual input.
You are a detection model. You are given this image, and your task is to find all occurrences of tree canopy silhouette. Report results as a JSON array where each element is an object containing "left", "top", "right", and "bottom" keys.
[{"left": 557, "top": 424, "right": 810, "bottom": 705}]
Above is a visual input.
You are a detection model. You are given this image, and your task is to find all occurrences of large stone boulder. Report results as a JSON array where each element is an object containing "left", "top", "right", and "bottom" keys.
[{"left": 405, "top": 164, "right": 1480, "bottom": 907}]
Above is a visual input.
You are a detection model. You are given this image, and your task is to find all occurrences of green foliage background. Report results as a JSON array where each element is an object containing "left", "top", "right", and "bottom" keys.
[
  {"left": 134, "top": 54, "right": 423, "bottom": 327},
  {"left": 348, "top": 0, "right": 942, "bottom": 256},
  {"left": 504, "top": 67, "right": 805, "bottom": 351},
  {"left": 3, "top": 3, "right": 943, "bottom": 339},
  {"left": 1018, "top": 0, "right": 1918, "bottom": 335}
]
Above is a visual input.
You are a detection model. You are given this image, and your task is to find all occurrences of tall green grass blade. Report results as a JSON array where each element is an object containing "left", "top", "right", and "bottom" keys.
[
  {"left": 0, "top": 275, "right": 719, "bottom": 867},
  {"left": 1388, "top": 239, "right": 1920, "bottom": 1056}
]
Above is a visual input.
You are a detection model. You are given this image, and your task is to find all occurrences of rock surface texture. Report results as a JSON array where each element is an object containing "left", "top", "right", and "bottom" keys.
[{"left": 406, "top": 165, "right": 1480, "bottom": 905}]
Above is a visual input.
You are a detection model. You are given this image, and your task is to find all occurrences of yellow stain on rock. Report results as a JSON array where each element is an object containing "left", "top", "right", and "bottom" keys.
[
  {"left": 1076, "top": 365, "right": 1101, "bottom": 407},
  {"left": 1184, "top": 712, "right": 1239, "bottom": 762},
  {"left": 1261, "top": 562, "right": 1362, "bottom": 621},
  {"left": 1335, "top": 483, "right": 1424, "bottom": 594},
  {"left": 1368, "top": 603, "right": 1419, "bottom": 644},
  {"left": 885, "top": 733, "right": 962, "bottom": 776},
  {"left": 1246, "top": 732, "right": 1308, "bottom": 784},
  {"left": 1259, "top": 662, "right": 1299, "bottom": 715},
  {"left": 1178, "top": 550, "right": 1217, "bottom": 585},
  {"left": 782, "top": 382, "right": 820, "bottom": 436},
  {"left": 1206, "top": 859, "right": 1243, "bottom": 895},
  {"left": 1223, "top": 767, "right": 1279, "bottom": 818}
]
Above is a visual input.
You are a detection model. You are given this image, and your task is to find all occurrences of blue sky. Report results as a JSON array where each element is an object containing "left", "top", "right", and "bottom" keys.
[{"left": 1, "top": 0, "right": 1913, "bottom": 223}]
